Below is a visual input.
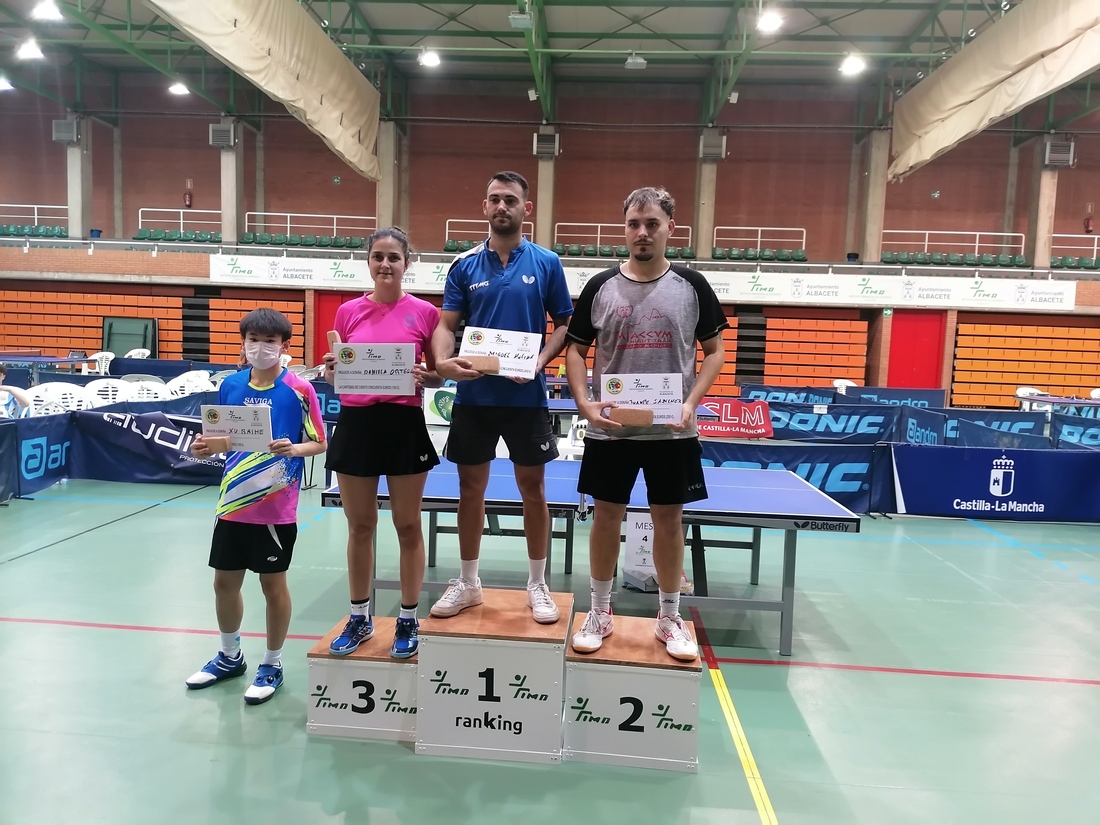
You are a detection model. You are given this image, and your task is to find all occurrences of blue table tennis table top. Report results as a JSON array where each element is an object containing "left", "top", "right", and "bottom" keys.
[{"left": 322, "top": 457, "right": 860, "bottom": 533}]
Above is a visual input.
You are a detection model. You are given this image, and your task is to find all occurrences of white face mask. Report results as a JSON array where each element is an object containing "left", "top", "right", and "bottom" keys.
[{"left": 244, "top": 341, "right": 282, "bottom": 370}]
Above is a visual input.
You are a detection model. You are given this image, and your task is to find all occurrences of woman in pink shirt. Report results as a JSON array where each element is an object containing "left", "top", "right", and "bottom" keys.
[{"left": 322, "top": 226, "right": 443, "bottom": 659}]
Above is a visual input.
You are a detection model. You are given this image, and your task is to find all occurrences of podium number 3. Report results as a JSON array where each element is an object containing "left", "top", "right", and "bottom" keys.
[
  {"left": 352, "top": 680, "right": 375, "bottom": 714},
  {"left": 619, "top": 696, "right": 644, "bottom": 732}
]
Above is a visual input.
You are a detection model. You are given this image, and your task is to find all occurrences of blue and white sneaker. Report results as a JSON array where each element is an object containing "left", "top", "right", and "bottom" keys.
[
  {"left": 391, "top": 618, "right": 419, "bottom": 659},
  {"left": 243, "top": 664, "right": 284, "bottom": 705},
  {"left": 329, "top": 614, "right": 374, "bottom": 655},
  {"left": 185, "top": 651, "right": 247, "bottom": 689}
]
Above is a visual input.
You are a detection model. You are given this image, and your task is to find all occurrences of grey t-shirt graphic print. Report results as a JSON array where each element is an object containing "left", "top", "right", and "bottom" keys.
[{"left": 566, "top": 265, "right": 728, "bottom": 441}]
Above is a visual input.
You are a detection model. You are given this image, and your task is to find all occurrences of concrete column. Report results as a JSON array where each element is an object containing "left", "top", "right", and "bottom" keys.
[
  {"left": 859, "top": 130, "right": 890, "bottom": 263},
  {"left": 397, "top": 129, "right": 410, "bottom": 233},
  {"left": 219, "top": 118, "right": 245, "bottom": 244},
  {"left": 694, "top": 127, "right": 719, "bottom": 257},
  {"left": 112, "top": 123, "right": 123, "bottom": 239},
  {"left": 1025, "top": 144, "right": 1058, "bottom": 267},
  {"left": 376, "top": 121, "right": 399, "bottom": 228},
  {"left": 1001, "top": 143, "right": 1019, "bottom": 252},
  {"left": 535, "top": 125, "right": 557, "bottom": 247},
  {"left": 66, "top": 116, "right": 93, "bottom": 239},
  {"left": 843, "top": 141, "right": 863, "bottom": 258},
  {"left": 255, "top": 128, "right": 265, "bottom": 216}
]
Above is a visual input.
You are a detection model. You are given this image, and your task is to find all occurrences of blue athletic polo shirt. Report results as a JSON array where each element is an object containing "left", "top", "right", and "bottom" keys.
[{"left": 443, "top": 237, "right": 573, "bottom": 407}]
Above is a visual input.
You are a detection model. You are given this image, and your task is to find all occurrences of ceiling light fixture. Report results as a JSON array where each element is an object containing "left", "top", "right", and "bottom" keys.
[
  {"left": 15, "top": 38, "right": 44, "bottom": 61},
  {"left": 31, "top": 1, "right": 63, "bottom": 21},
  {"left": 509, "top": 10, "right": 533, "bottom": 29},
  {"left": 168, "top": 81, "right": 189, "bottom": 95},
  {"left": 0, "top": 77, "right": 14, "bottom": 91},
  {"left": 625, "top": 51, "right": 647, "bottom": 70},
  {"left": 527, "top": 87, "right": 538, "bottom": 101},
  {"left": 839, "top": 54, "right": 867, "bottom": 76},
  {"left": 417, "top": 48, "right": 441, "bottom": 67},
  {"left": 756, "top": 10, "right": 783, "bottom": 34}
]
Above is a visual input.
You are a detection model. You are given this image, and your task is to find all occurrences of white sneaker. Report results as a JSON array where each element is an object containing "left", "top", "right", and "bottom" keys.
[
  {"left": 527, "top": 582, "right": 560, "bottom": 623},
  {"left": 655, "top": 614, "right": 699, "bottom": 661},
  {"left": 430, "top": 578, "right": 484, "bottom": 617},
  {"left": 571, "top": 609, "right": 614, "bottom": 653}
]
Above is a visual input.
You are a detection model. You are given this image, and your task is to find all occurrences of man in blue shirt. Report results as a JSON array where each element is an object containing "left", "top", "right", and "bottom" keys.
[{"left": 430, "top": 171, "right": 574, "bottom": 624}]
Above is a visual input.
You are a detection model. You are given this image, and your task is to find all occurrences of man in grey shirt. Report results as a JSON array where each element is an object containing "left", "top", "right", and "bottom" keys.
[{"left": 565, "top": 186, "right": 728, "bottom": 661}]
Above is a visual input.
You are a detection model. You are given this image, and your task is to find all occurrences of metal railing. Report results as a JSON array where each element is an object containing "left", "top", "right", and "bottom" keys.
[
  {"left": 881, "top": 229, "right": 1025, "bottom": 255},
  {"left": 1052, "top": 234, "right": 1100, "bottom": 258},
  {"left": 554, "top": 222, "right": 693, "bottom": 248},
  {"left": 245, "top": 212, "right": 377, "bottom": 238},
  {"left": 0, "top": 203, "right": 67, "bottom": 227},
  {"left": 445, "top": 219, "right": 536, "bottom": 242},
  {"left": 713, "top": 225, "right": 805, "bottom": 250},
  {"left": 138, "top": 208, "right": 222, "bottom": 231}
]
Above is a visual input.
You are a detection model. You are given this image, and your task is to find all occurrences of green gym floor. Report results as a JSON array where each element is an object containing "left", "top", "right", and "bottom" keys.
[{"left": 1, "top": 480, "right": 1098, "bottom": 825}]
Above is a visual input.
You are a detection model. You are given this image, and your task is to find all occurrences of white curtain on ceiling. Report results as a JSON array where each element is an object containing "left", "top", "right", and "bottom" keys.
[
  {"left": 145, "top": 0, "right": 381, "bottom": 181},
  {"left": 889, "top": 0, "right": 1100, "bottom": 181}
]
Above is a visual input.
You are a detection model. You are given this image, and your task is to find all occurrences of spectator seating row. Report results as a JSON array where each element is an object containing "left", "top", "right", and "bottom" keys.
[
  {"left": 882, "top": 251, "right": 1029, "bottom": 267},
  {"left": 1, "top": 224, "right": 68, "bottom": 238},
  {"left": 238, "top": 233, "right": 365, "bottom": 249},
  {"left": 1050, "top": 256, "right": 1100, "bottom": 270},
  {"left": 132, "top": 228, "right": 223, "bottom": 244},
  {"left": 712, "top": 247, "right": 807, "bottom": 262}
]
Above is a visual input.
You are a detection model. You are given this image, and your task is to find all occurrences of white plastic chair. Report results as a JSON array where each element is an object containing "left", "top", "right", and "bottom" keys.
[
  {"left": 26, "top": 383, "right": 95, "bottom": 413},
  {"left": 29, "top": 400, "right": 67, "bottom": 417},
  {"left": 166, "top": 370, "right": 214, "bottom": 398},
  {"left": 120, "top": 373, "right": 166, "bottom": 384},
  {"left": 832, "top": 378, "right": 858, "bottom": 395},
  {"left": 209, "top": 369, "right": 236, "bottom": 388},
  {"left": 279, "top": 353, "right": 293, "bottom": 369},
  {"left": 86, "top": 378, "right": 134, "bottom": 407},
  {"left": 1089, "top": 388, "right": 1100, "bottom": 400},
  {"left": 1016, "top": 386, "right": 1051, "bottom": 412},
  {"left": 130, "top": 381, "right": 169, "bottom": 401},
  {"left": 124, "top": 348, "right": 151, "bottom": 359},
  {"left": 81, "top": 351, "right": 115, "bottom": 376}
]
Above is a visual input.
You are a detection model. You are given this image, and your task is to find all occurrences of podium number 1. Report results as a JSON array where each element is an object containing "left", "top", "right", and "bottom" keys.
[{"left": 478, "top": 668, "right": 501, "bottom": 703}]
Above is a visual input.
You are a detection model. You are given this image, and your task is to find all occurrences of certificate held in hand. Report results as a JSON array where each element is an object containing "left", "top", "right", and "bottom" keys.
[
  {"left": 333, "top": 344, "right": 416, "bottom": 395},
  {"left": 458, "top": 327, "right": 539, "bottom": 380},
  {"left": 201, "top": 404, "right": 274, "bottom": 453},
  {"left": 600, "top": 373, "right": 683, "bottom": 426}
]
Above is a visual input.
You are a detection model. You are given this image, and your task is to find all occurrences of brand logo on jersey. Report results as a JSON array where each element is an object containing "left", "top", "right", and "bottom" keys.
[
  {"left": 204, "top": 409, "right": 221, "bottom": 424},
  {"left": 605, "top": 377, "right": 624, "bottom": 395},
  {"left": 522, "top": 274, "right": 536, "bottom": 284},
  {"left": 469, "top": 280, "right": 490, "bottom": 292},
  {"left": 338, "top": 347, "right": 356, "bottom": 365},
  {"left": 468, "top": 330, "right": 485, "bottom": 346},
  {"left": 617, "top": 305, "right": 634, "bottom": 318}
]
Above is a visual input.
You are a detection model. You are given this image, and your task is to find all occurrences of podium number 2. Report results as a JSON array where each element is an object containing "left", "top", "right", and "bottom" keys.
[
  {"left": 352, "top": 680, "right": 375, "bottom": 714},
  {"left": 619, "top": 697, "right": 644, "bottom": 732},
  {"left": 478, "top": 668, "right": 501, "bottom": 703}
]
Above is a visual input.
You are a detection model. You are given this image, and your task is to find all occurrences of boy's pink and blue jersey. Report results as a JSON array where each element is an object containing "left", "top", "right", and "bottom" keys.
[
  {"left": 333, "top": 293, "right": 440, "bottom": 407},
  {"left": 214, "top": 369, "right": 325, "bottom": 525}
]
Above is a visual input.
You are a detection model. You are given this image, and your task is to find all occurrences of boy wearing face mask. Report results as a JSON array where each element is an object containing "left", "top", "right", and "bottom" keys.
[{"left": 185, "top": 308, "right": 327, "bottom": 705}]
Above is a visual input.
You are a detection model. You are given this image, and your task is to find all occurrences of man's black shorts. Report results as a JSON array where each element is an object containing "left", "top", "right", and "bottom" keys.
[
  {"left": 444, "top": 404, "right": 559, "bottom": 466},
  {"left": 577, "top": 437, "right": 707, "bottom": 506},
  {"left": 209, "top": 518, "right": 297, "bottom": 574}
]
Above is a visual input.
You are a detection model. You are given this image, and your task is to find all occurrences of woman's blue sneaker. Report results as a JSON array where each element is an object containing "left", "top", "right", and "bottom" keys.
[
  {"left": 243, "top": 663, "right": 283, "bottom": 705},
  {"left": 185, "top": 651, "right": 247, "bottom": 689},
  {"left": 329, "top": 614, "right": 374, "bottom": 655},
  {"left": 391, "top": 617, "right": 419, "bottom": 658}
]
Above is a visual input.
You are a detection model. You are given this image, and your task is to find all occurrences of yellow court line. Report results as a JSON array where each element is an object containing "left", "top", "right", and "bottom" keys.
[{"left": 709, "top": 666, "right": 779, "bottom": 825}]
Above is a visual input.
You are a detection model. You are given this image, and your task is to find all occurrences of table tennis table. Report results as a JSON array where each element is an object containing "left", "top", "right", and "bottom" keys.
[
  {"left": 0, "top": 355, "right": 90, "bottom": 385},
  {"left": 321, "top": 458, "right": 860, "bottom": 655}
]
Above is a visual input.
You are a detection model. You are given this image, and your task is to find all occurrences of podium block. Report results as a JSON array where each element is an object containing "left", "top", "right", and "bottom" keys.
[
  {"left": 306, "top": 617, "right": 419, "bottom": 742},
  {"left": 415, "top": 588, "right": 574, "bottom": 764},
  {"left": 563, "top": 613, "right": 701, "bottom": 772}
]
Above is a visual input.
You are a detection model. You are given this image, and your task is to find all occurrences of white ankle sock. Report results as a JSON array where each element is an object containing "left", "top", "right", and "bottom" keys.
[
  {"left": 658, "top": 589, "right": 680, "bottom": 619},
  {"left": 528, "top": 557, "right": 547, "bottom": 588},
  {"left": 220, "top": 631, "right": 241, "bottom": 657},
  {"left": 351, "top": 598, "right": 369, "bottom": 617},
  {"left": 591, "top": 578, "right": 614, "bottom": 613},
  {"left": 460, "top": 559, "right": 479, "bottom": 584},
  {"left": 399, "top": 603, "right": 417, "bottom": 620},
  {"left": 262, "top": 648, "right": 282, "bottom": 667}
]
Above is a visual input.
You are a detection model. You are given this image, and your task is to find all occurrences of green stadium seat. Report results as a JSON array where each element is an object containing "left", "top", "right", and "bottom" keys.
[
  {"left": 598, "top": 244, "right": 614, "bottom": 257},
  {"left": 317, "top": 235, "right": 333, "bottom": 247},
  {"left": 743, "top": 248, "right": 759, "bottom": 261},
  {"left": 760, "top": 248, "right": 776, "bottom": 261},
  {"left": 712, "top": 247, "right": 727, "bottom": 260},
  {"left": 460, "top": 240, "right": 475, "bottom": 252},
  {"left": 181, "top": 230, "right": 196, "bottom": 242},
  {"left": 5, "top": 225, "right": 17, "bottom": 236},
  {"left": 1062, "top": 256, "right": 1080, "bottom": 269},
  {"left": 946, "top": 253, "right": 962, "bottom": 266},
  {"left": 963, "top": 254, "right": 978, "bottom": 266},
  {"left": 615, "top": 245, "right": 628, "bottom": 257},
  {"left": 881, "top": 251, "right": 897, "bottom": 264},
  {"left": 1079, "top": 257, "right": 1098, "bottom": 270},
  {"left": 47, "top": 225, "right": 63, "bottom": 237},
  {"left": 301, "top": 235, "right": 317, "bottom": 247},
  {"left": 0, "top": 225, "right": 9, "bottom": 236},
  {"left": 728, "top": 247, "right": 744, "bottom": 260},
  {"left": 165, "top": 229, "right": 181, "bottom": 242},
  {"left": 332, "top": 236, "right": 348, "bottom": 248},
  {"left": 1050, "top": 256, "right": 1063, "bottom": 269},
  {"left": 792, "top": 248, "right": 807, "bottom": 262},
  {"left": 550, "top": 243, "right": 565, "bottom": 256},
  {"left": 444, "top": 239, "right": 459, "bottom": 253},
  {"left": 150, "top": 229, "right": 166, "bottom": 241},
  {"left": 18, "top": 225, "right": 33, "bottom": 236},
  {"left": 211, "top": 232, "right": 221, "bottom": 243},
  {"left": 239, "top": 232, "right": 254, "bottom": 244},
  {"left": 895, "top": 252, "right": 912, "bottom": 265},
  {"left": 132, "top": 228, "right": 151, "bottom": 241},
  {"left": 775, "top": 248, "right": 791, "bottom": 262},
  {"left": 930, "top": 252, "right": 946, "bottom": 265},
  {"left": 979, "top": 253, "right": 995, "bottom": 267},
  {"left": 567, "top": 244, "right": 582, "bottom": 257},
  {"left": 273, "top": 233, "right": 288, "bottom": 245},
  {"left": 913, "top": 252, "right": 930, "bottom": 265},
  {"left": 197, "top": 231, "right": 211, "bottom": 243},
  {"left": 32, "top": 225, "right": 48, "bottom": 237},
  {"left": 58, "top": 227, "right": 68, "bottom": 238},
  {"left": 582, "top": 244, "right": 598, "bottom": 256},
  {"left": 256, "top": 232, "right": 272, "bottom": 245},
  {"left": 994, "top": 253, "right": 1010, "bottom": 266},
  {"left": 286, "top": 234, "right": 301, "bottom": 246},
  {"left": 665, "top": 246, "right": 680, "bottom": 259},
  {"left": 348, "top": 236, "right": 364, "bottom": 249},
  {"left": 680, "top": 246, "right": 696, "bottom": 260},
  {"left": 1013, "top": 255, "right": 1028, "bottom": 267}
]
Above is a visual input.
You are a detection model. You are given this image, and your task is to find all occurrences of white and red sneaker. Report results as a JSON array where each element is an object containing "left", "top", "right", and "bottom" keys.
[
  {"left": 655, "top": 614, "right": 699, "bottom": 661},
  {"left": 571, "top": 609, "right": 614, "bottom": 653}
]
